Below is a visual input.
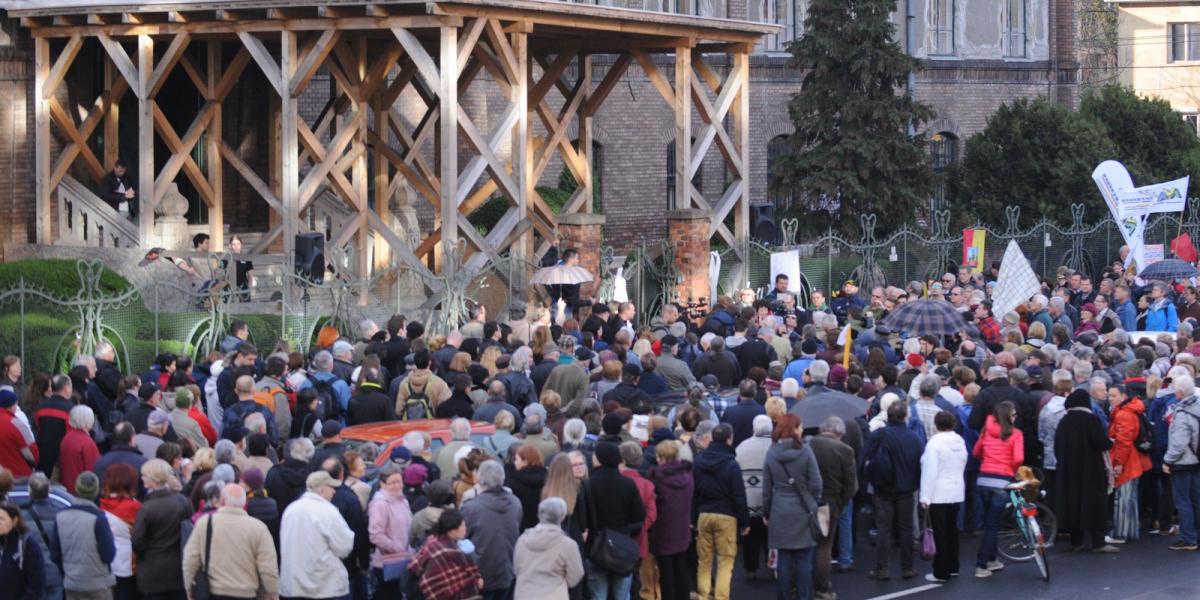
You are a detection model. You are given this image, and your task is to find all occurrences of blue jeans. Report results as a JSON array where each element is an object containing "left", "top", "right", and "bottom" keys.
[
  {"left": 975, "top": 486, "right": 1008, "bottom": 568},
  {"left": 836, "top": 499, "right": 854, "bottom": 567},
  {"left": 775, "top": 547, "right": 815, "bottom": 600},
  {"left": 1172, "top": 469, "right": 1200, "bottom": 544},
  {"left": 961, "top": 469, "right": 983, "bottom": 532},
  {"left": 588, "top": 562, "right": 633, "bottom": 600}
]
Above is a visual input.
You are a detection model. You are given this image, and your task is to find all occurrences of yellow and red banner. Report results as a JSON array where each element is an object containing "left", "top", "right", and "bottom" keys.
[{"left": 962, "top": 228, "right": 986, "bottom": 273}]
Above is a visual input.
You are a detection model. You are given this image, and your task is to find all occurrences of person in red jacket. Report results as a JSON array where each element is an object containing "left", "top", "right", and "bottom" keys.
[
  {"left": 58, "top": 405, "right": 101, "bottom": 495},
  {"left": 619, "top": 441, "right": 658, "bottom": 600},
  {"left": 1108, "top": 383, "right": 1151, "bottom": 543},
  {"left": 0, "top": 389, "right": 37, "bottom": 477},
  {"left": 971, "top": 402, "right": 1024, "bottom": 579}
]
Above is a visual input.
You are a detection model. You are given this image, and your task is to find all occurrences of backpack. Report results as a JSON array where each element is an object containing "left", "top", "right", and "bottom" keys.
[
  {"left": 309, "top": 375, "right": 343, "bottom": 422},
  {"left": 252, "top": 386, "right": 285, "bottom": 415},
  {"left": 400, "top": 379, "right": 433, "bottom": 421},
  {"left": 1135, "top": 411, "right": 1155, "bottom": 454}
]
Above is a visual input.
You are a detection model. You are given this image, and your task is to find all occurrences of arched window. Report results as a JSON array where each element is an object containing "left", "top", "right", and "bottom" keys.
[
  {"left": 667, "top": 139, "right": 701, "bottom": 210},
  {"left": 929, "top": 132, "right": 958, "bottom": 171},
  {"left": 768, "top": 135, "right": 793, "bottom": 212}
]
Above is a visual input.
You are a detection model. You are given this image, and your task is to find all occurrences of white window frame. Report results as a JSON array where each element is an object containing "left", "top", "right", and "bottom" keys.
[
  {"left": 931, "top": 0, "right": 955, "bottom": 57},
  {"left": 1169, "top": 23, "right": 1200, "bottom": 63}
]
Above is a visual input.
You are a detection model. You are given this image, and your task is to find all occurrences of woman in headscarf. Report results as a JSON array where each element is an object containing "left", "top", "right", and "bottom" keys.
[{"left": 1053, "top": 389, "right": 1118, "bottom": 553}]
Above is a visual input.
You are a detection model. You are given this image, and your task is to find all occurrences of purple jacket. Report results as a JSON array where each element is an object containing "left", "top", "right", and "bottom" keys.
[{"left": 647, "top": 459, "right": 694, "bottom": 556}]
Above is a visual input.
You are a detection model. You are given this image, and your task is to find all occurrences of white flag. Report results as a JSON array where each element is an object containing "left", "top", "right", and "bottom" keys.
[
  {"left": 1117, "top": 176, "right": 1189, "bottom": 217},
  {"left": 991, "top": 240, "right": 1042, "bottom": 321},
  {"left": 836, "top": 322, "right": 852, "bottom": 348}
]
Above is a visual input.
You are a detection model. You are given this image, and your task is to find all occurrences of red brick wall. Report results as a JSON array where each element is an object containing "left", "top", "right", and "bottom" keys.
[
  {"left": 668, "top": 209, "right": 711, "bottom": 306},
  {"left": 557, "top": 213, "right": 605, "bottom": 299},
  {"left": 0, "top": 29, "right": 33, "bottom": 261}
]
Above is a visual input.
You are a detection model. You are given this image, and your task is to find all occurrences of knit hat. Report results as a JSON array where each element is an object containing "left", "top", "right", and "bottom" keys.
[
  {"left": 801, "top": 338, "right": 818, "bottom": 356},
  {"left": 403, "top": 463, "right": 428, "bottom": 487},
  {"left": 390, "top": 446, "right": 413, "bottom": 463},
  {"left": 661, "top": 335, "right": 679, "bottom": 348},
  {"left": 651, "top": 427, "right": 676, "bottom": 444},
  {"left": 829, "top": 365, "right": 848, "bottom": 386},
  {"left": 1065, "top": 389, "right": 1092, "bottom": 410},
  {"left": 594, "top": 441, "right": 621, "bottom": 468},
  {"left": 906, "top": 353, "right": 925, "bottom": 368},
  {"left": 74, "top": 472, "right": 100, "bottom": 500},
  {"left": 241, "top": 467, "right": 265, "bottom": 490},
  {"left": 601, "top": 412, "right": 628, "bottom": 436},
  {"left": 322, "top": 419, "right": 343, "bottom": 438},
  {"left": 316, "top": 325, "right": 340, "bottom": 349},
  {"left": 1082, "top": 303, "right": 1098, "bottom": 316},
  {"left": 174, "top": 387, "right": 192, "bottom": 410},
  {"left": 0, "top": 388, "right": 16, "bottom": 409},
  {"left": 148, "top": 409, "right": 170, "bottom": 428}
]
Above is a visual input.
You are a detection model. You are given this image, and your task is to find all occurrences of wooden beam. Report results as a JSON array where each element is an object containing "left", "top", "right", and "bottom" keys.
[
  {"left": 35, "top": 38, "right": 52, "bottom": 244},
  {"left": 289, "top": 29, "right": 341, "bottom": 97},
  {"left": 673, "top": 46, "right": 691, "bottom": 209},
  {"left": 364, "top": 209, "right": 437, "bottom": 283},
  {"left": 484, "top": 18, "right": 520, "bottom": 86},
  {"left": 137, "top": 34, "right": 154, "bottom": 243},
  {"left": 47, "top": 97, "right": 106, "bottom": 182},
  {"left": 41, "top": 34, "right": 83, "bottom": 100},
  {"left": 177, "top": 54, "right": 211, "bottom": 99},
  {"left": 584, "top": 52, "right": 631, "bottom": 116},
  {"left": 439, "top": 25, "right": 459, "bottom": 262},
  {"left": 238, "top": 31, "right": 284, "bottom": 97},
  {"left": 457, "top": 17, "right": 487, "bottom": 77},
  {"left": 207, "top": 41, "right": 224, "bottom": 250},
  {"left": 220, "top": 141, "right": 282, "bottom": 213},
  {"left": 280, "top": 31, "right": 300, "bottom": 266},
  {"left": 457, "top": 106, "right": 520, "bottom": 206},
  {"left": 576, "top": 53, "right": 593, "bottom": 214},
  {"left": 393, "top": 27, "right": 441, "bottom": 94},
  {"left": 151, "top": 103, "right": 217, "bottom": 205},
  {"left": 297, "top": 113, "right": 361, "bottom": 208},
  {"left": 529, "top": 51, "right": 574, "bottom": 107},
  {"left": 733, "top": 51, "right": 750, "bottom": 250},
  {"left": 28, "top": 16, "right": 458, "bottom": 38},
  {"left": 103, "top": 59, "right": 120, "bottom": 170},
  {"left": 512, "top": 27, "right": 532, "bottom": 263},
  {"left": 98, "top": 34, "right": 142, "bottom": 98},
  {"left": 213, "top": 48, "right": 252, "bottom": 101},
  {"left": 147, "top": 33, "right": 191, "bottom": 99},
  {"left": 633, "top": 50, "right": 675, "bottom": 107}
]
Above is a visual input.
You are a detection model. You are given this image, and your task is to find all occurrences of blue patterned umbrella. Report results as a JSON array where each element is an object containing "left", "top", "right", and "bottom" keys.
[
  {"left": 881, "top": 299, "right": 968, "bottom": 336},
  {"left": 1139, "top": 259, "right": 1199, "bottom": 282}
]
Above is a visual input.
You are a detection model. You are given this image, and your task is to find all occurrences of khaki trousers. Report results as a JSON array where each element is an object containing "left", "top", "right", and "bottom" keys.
[{"left": 696, "top": 513, "right": 737, "bottom": 600}]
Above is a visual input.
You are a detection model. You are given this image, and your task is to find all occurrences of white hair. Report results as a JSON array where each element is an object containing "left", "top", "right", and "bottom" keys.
[
  {"left": 220, "top": 483, "right": 247, "bottom": 508},
  {"left": 450, "top": 417, "right": 471, "bottom": 441},
  {"left": 820, "top": 416, "right": 846, "bottom": 436},
  {"left": 538, "top": 496, "right": 568, "bottom": 525},
  {"left": 94, "top": 341, "right": 115, "bottom": 360},
  {"left": 901, "top": 337, "right": 922, "bottom": 356},
  {"left": 1032, "top": 294, "right": 1048, "bottom": 309},
  {"left": 312, "top": 351, "right": 334, "bottom": 372},
  {"left": 510, "top": 348, "right": 531, "bottom": 372},
  {"left": 752, "top": 414, "right": 773, "bottom": 436},
  {"left": 1049, "top": 296, "right": 1065, "bottom": 310},
  {"left": 477, "top": 459, "right": 505, "bottom": 489},
  {"left": 1174, "top": 373, "right": 1196, "bottom": 399},
  {"left": 807, "top": 360, "right": 830, "bottom": 385},
  {"left": 1051, "top": 369, "right": 1073, "bottom": 387},
  {"left": 402, "top": 431, "right": 427, "bottom": 454},
  {"left": 243, "top": 412, "right": 267, "bottom": 433},
  {"left": 288, "top": 438, "right": 315, "bottom": 462},
  {"left": 74, "top": 355, "right": 96, "bottom": 369},
  {"left": 563, "top": 418, "right": 587, "bottom": 445},
  {"left": 360, "top": 319, "right": 378, "bottom": 338},
  {"left": 68, "top": 404, "right": 95, "bottom": 430},
  {"left": 1168, "top": 365, "right": 1192, "bottom": 380},
  {"left": 780, "top": 378, "right": 800, "bottom": 398},
  {"left": 1073, "top": 361, "right": 1093, "bottom": 383}
]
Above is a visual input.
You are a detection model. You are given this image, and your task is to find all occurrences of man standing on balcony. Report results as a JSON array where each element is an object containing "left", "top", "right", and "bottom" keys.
[{"left": 98, "top": 160, "right": 136, "bottom": 221}]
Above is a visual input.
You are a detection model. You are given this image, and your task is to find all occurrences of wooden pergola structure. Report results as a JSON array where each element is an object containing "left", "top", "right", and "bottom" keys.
[{"left": 15, "top": 0, "right": 775, "bottom": 291}]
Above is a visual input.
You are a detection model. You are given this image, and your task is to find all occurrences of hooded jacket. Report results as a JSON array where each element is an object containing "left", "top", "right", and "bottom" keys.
[
  {"left": 506, "top": 465, "right": 548, "bottom": 532},
  {"left": 692, "top": 442, "right": 749, "bottom": 529},
  {"left": 265, "top": 459, "right": 311, "bottom": 514},
  {"left": 1166, "top": 395, "right": 1200, "bottom": 470},
  {"left": 461, "top": 487, "right": 522, "bottom": 591},
  {"left": 513, "top": 523, "right": 585, "bottom": 600},
  {"left": 648, "top": 459, "right": 694, "bottom": 556},
  {"left": 919, "top": 431, "right": 968, "bottom": 505},
  {"left": 1109, "top": 397, "right": 1151, "bottom": 487},
  {"left": 367, "top": 489, "right": 413, "bottom": 569},
  {"left": 761, "top": 440, "right": 823, "bottom": 550}
]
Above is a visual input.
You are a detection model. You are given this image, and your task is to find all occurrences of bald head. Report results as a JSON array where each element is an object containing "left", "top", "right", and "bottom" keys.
[{"left": 235, "top": 375, "right": 255, "bottom": 399}]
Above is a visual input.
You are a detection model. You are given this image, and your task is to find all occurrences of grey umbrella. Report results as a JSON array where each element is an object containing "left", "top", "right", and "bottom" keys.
[{"left": 788, "top": 386, "right": 869, "bottom": 426}]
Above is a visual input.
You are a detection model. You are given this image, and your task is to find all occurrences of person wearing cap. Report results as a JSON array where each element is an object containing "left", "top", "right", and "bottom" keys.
[
  {"left": 126, "top": 382, "right": 178, "bottom": 443},
  {"left": 655, "top": 335, "right": 697, "bottom": 392},
  {"left": 309, "top": 419, "right": 348, "bottom": 470},
  {"left": 0, "top": 387, "right": 37, "bottom": 478},
  {"left": 279, "top": 471, "right": 355, "bottom": 599},
  {"left": 169, "top": 387, "right": 210, "bottom": 451},
  {"left": 132, "top": 459, "right": 193, "bottom": 597},
  {"left": 50, "top": 471, "right": 116, "bottom": 598},
  {"left": 240, "top": 467, "right": 280, "bottom": 548},
  {"left": 58, "top": 405, "right": 100, "bottom": 495},
  {"left": 783, "top": 338, "right": 819, "bottom": 384},
  {"left": 831, "top": 280, "right": 865, "bottom": 325},
  {"left": 134, "top": 409, "right": 170, "bottom": 460},
  {"left": 330, "top": 340, "right": 358, "bottom": 384}
]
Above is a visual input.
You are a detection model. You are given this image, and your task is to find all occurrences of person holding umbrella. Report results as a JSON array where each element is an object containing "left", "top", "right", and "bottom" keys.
[{"left": 538, "top": 240, "right": 594, "bottom": 321}]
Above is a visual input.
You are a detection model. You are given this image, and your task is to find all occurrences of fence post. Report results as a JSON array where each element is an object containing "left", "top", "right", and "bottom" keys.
[
  {"left": 154, "top": 283, "right": 160, "bottom": 356},
  {"left": 18, "top": 281, "right": 25, "bottom": 371}
]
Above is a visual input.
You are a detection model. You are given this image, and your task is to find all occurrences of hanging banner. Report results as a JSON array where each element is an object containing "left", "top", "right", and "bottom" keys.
[
  {"left": 1092, "top": 160, "right": 1146, "bottom": 269},
  {"left": 962, "top": 228, "right": 986, "bottom": 273},
  {"left": 1117, "top": 176, "right": 1190, "bottom": 217},
  {"left": 1144, "top": 244, "right": 1165, "bottom": 266}
]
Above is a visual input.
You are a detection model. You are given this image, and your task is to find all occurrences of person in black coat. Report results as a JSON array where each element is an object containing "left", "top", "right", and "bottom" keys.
[
  {"left": 692, "top": 337, "right": 741, "bottom": 389},
  {"left": 434, "top": 375, "right": 476, "bottom": 420},
  {"left": 1053, "top": 389, "right": 1115, "bottom": 551},
  {"left": 346, "top": 369, "right": 394, "bottom": 426},
  {"left": 719, "top": 380, "right": 767, "bottom": 447},
  {"left": 582, "top": 442, "right": 648, "bottom": 588},
  {"left": 691, "top": 424, "right": 748, "bottom": 600},
  {"left": 504, "top": 446, "right": 549, "bottom": 532},
  {"left": 265, "top": 439, "right": 316, "bottom": 514},
  {"left": 382, "top": 316, "right": 411, "bottom": 378},
  {"left": 968, "top": 366, "right": 1027, "bottom": 432},
  {"left": 97, "top": 161, "right": 136, "bottom": 216},
  {"left": 602, "top": 364, "right": 653, "bottom": 409},
  {"left": 240, "top": 467, "right": 280, "bottom": 550},
  {"left": 733, "top": 328, "right": 777, "bottom": 376},
  {"left": 863, "top": 401, "right": 923, "bottom": 579},
  {"left": 93, "top": 423, "right": 148, "bottom": 487}
]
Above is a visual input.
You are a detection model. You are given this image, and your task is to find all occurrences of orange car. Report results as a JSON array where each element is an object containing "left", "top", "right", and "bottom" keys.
[{"left": 340, "top": 419, "right": 497, "bottom": 466}]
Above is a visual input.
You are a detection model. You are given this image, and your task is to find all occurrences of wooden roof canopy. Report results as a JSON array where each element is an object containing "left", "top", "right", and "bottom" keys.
[{"left": 10, "top": 0, "right": 778, "bottom": 52}]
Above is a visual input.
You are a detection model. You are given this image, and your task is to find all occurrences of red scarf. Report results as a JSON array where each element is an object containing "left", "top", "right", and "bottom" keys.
[{"left": 100, "top": 496, "right": 141, "bottom": 524}]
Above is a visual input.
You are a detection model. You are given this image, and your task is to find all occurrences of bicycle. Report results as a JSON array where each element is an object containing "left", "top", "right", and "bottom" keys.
[{"left": 996, "top": 479, "right": 1055, "bottom": 582}]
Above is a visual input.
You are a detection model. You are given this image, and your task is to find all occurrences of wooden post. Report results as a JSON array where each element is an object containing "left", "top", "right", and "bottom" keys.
[
  {"left": 733, "top": 50, "right": 749, "bottom": 248},
  {"left": 439, "top": 25, "right": 459, "bottom": 269},
  {"left": 673, "top": 45, "right": 691, "bottom": 211},
  {"left": 373, "top": 81, "right": 391, "bottom": 272},
  {"left": 207, "top": 41, "right": 224, "bottom": 250},
  {"left": 352, "top": 40, "right": 370, "bottom": 294},
  {"left": 34, "top": 37, "right": 51, "bottom": 244},
  {"left": 512, "top": 27, "right": 530, "bottom": 288},
  {"left": 137, "top": 34, "right": 154, "bottom": 245},
  {"left": 103, "top": 58, "right": 120, "bottom": 171},
  {"left": 577, "top": 53, "right": 593, "bottom": 214},
  {"left": 281, "top": 31, "right": 300, "bottom": 268}
]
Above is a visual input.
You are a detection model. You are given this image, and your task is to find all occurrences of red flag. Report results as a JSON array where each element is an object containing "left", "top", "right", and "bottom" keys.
[{"left": 1172, "top": 232, "right": 1198, "bottom": 263}]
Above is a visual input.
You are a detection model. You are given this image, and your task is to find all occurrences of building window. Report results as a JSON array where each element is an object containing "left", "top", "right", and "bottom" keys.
[
  {"left": 929, "top": 132, "right": 958, "bottom": 171},
  {"left": 1170, "top": 23, "right": 1200, "bottom": 62},
  {"left": 932, "top": 0, "right": 955, "bottom": 56},
  {"left": 768, "top": 135, "right": 794, "bottom": 212},
  {"left": 667, "top": 139, "right": 701, "bottom": 211},
  {"left": 751, "top": 0, "right": 800, "bottom": 53},
  {"left": 1005, "top": 0, "right": 1027, "bottom": 58},
  {"left": 1184, "top": 113, "right": 1199, "bottom": 136}
]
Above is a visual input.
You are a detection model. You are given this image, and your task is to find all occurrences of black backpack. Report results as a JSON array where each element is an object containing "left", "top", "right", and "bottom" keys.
[
  {"left": 309, "top": 376, "right": 343, "bottom": 422},
  {"left": 1135, "top": 411, "right": 1155, "bottom": 454},
  {"left": 400, "top": 379, "right": 433, "bottom": 421}
]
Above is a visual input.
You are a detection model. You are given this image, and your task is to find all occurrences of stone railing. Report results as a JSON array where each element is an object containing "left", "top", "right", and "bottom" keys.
[{"left": 56, "top": 175, "right": 139, "bottom": 249}]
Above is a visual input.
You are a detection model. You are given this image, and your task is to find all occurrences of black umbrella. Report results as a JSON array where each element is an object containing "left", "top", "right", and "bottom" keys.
[
  {"left": 789, "top": 387, "right": 869, "bottom": 425},
  {"left": 881, "top": 298, "right": 968, "bottom": 337},
  {"left": 1139, "top": 259, "right": 1200, "bottom": 281}
]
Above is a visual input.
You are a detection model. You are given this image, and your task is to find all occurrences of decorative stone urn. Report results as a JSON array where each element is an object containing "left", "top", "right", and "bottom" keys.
[{"left": 155, "top": 183, "right": 191, "bottom": 249}]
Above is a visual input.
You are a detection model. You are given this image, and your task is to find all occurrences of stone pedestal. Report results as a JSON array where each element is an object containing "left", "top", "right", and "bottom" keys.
[
  {"left": 557, "top": 212, "right": 605, "bottom": 299},
  {"left": 668, "top": 209, "right": 712, "bottom": 306},
  {"left": 155, "top": 183, "right": 191, "bottom": 250}
]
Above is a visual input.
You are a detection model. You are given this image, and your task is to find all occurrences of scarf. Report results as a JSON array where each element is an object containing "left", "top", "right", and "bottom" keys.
[{"left": 100, "top": 496, "right": 142, "bottom": 524}]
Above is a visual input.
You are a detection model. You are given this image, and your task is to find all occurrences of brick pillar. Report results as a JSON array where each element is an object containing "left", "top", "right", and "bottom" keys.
[
  {"left": 668, "top": 209, "right": 711, "bottom": 306},
  {"left": 557, "top": 213, "right": 606, "bottom": 299}
]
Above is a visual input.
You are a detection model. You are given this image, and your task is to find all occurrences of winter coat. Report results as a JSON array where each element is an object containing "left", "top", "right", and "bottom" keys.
[
  {"left": 265, "top": 459, "right": 311, "bottom": 514},
  {"left": 973, "top": 415, "right": 1024, "bottom": 479},
  {"left": 721, "top": 400, "right": 767, "bottom": 447},
  {"left": 92, "top": 445, "right": 146, "bottom": 490},
  {"left": 1039, "top": 395, "right": 1068, "bottom": 470},
  {"left": 692, "top": 351, "right": 741, "bottom": 388},
  {"left": 182, "top": 507, "right": 279, "bottom": 598},
  {"left": 735, "top": 433, "right": 772, "bottom": 516},
  {"left": 0, "top": 531, "right": 45, "bottom": 600},
  {"left": 692, "top": 442, "right": 749, "bottom": 529},
  {"left": 51, "top": 499, "right": 116, "bottom": 593},
  {"left": 506, "top": 465, "right": 548, "bottom": 532},
  {"left": 602, "top": 382, "right": 652, "bottom": 410},
  {"left": 863, "top": 421, "right": 923, "bottom": 496},
  {"left": 545, "top": 363, "right": 590, "bottom": 416},
  {"left": 368, "top": 489, "right": 413, "bottom": 568},
  {"left": 808, "top": 433, "right": 858, "bottom": 509},
  {"left": 347, "top": 385, "right": 395, "bottom": 426},
  {"left": 1109, "top": 398, "right": 1151, "bottom": 487},
  {"left": 461, "top": 488, "right": 522, "bottom": 592},
  {"left": 655, "top": 353, "right": 696, "bottom": 391},
  {"left": 1165, "top": 395, "right": 1200, "bottom": 470},
  {"left": 481, "top": 430, "right": 520, "bottom": 459},
  {"left": 513, "top": 523, "right": 585, "bottom": 600},
  {"left": 100, "top": 496, "right": 139, "bottom": 578},
  {"left": 131, "top": 488, "right": 193, "bottom": 594},
  {"left": 920, "top": 431, "right": 968, "bottom": 505},
  {"left": 582, "top": 466, "right": 647, "bottom": 542},
  {"left": 33, "top": 395, "right": 72, "bottom": 476},
  {"left": 1146, "top": 298, "right": 1179, "bottom": 332},
  {"left": 57, "top": 427, "right": 99, "bottom": 495},
  {"left": 497, "top": 371, "right": 538, "bottom": 409},
  {"left": 1053, "top": 408, "right": 1113, "bottom": 532},
  {"left": 648, "top": 459, "right": 694, "bottom": 556},
  {"left": 762, "top": 440, "right": 823, "bottom": 550},
  {"left": 968, "top": 379, "right": 1025, "bottom": 433},
  {"left": 245, "top": 491, "right": 280, "bottom": 547},
  {"left": 169, "top": 408, "right": 209, "bottom": 451},
  {"left": 279, "top": 492, "right": 355, "bottom": 599},
  {"left": 621, "top": 468, "right": 657, "bottom": 558}
]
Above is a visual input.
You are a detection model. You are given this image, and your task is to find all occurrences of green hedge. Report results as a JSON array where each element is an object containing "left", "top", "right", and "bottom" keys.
[{"left": 0, "top": 259, "right": 131, "bottom": 297}]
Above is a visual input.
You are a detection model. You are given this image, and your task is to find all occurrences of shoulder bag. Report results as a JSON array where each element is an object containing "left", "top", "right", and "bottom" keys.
[
  {"left": 920, "top": 507, "right": 937, "bottom": 561},
  {"left": 191, "top": 513, "right": 214, "bottom": 600},
  {"left": 584, "top": 481, "right": 640, "bottom": 576},
  {"left": 780, "top": 455, "right": 830, "bottom": 539}
]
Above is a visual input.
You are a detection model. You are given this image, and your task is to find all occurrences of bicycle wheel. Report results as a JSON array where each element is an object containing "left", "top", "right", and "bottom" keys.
[
  {"left": 997, "top": 504, "right": 1035, "bottom": 561},
  {"left": 1028, "top": 515, "right": 1051, "bottom": 582},
  {"left": 1032, "top": 502, "right": 1057, "bottom": 548}
]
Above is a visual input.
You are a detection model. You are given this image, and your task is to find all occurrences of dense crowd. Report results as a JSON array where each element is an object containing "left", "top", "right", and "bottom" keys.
[{"left": 3, "top": 255, "right": 1200, "bottom": 600}]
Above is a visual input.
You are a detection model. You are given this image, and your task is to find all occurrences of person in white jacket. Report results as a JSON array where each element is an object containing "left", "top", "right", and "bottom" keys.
[
  {"left": 279, "top": 471, "right": 355, "bottom": 599},
  {"left": 919, "top": 411, "right": 968, "bottom": 584}
]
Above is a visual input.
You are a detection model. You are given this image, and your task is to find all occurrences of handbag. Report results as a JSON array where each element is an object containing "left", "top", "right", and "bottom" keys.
[
  {"left": 191, "top": 513, "right": 214, "bottom": 600},
  {"left": 920, "top": 507, "right": 936, "bottom": 561},
  {"left": 382, "top": 558, "right": 410, "bottom": 582},
  {"left": 584, "top": 481, "right": 640, "bottom": 576},
  {"left": 780, "top": 459, "right": 829, "bottom": 538}
]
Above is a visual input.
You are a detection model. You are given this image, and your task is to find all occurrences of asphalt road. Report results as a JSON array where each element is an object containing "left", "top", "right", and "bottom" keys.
[{"left": 726, "top": 529, "right": 1200, "bottom": 600}]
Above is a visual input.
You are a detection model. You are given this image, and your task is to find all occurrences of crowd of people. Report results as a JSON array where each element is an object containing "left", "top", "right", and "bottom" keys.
[{"left": 2, "top": 255, "right": 1200, "bottom": 600}]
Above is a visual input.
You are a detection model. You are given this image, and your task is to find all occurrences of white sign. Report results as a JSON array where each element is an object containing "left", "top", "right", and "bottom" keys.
[
  {"left": 770, "top": 250, "right": 801, "bottom": 298},
  {"left": 1144, "top": 244, "right": 1165, "bottom": 265},
  {"left": 1117, "top": 176, "right": 1190, "bottom": 217}
]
